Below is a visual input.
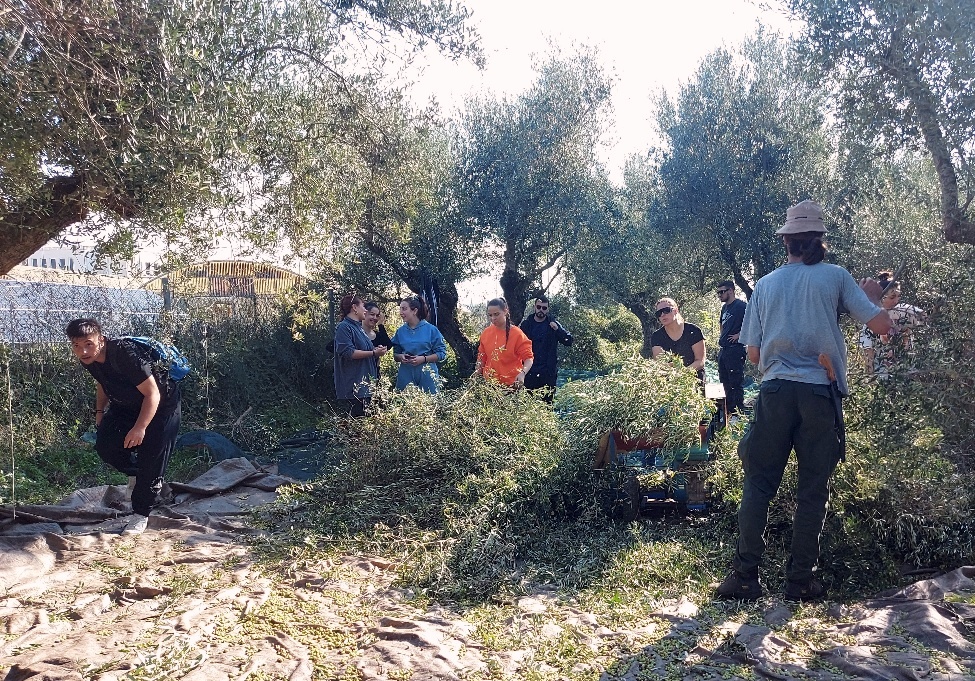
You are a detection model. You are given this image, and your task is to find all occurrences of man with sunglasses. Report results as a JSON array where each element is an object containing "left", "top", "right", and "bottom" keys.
[
  {"left": 519, "top": 294, "right": 573, "bottom": 401},
  {"left": 717, "top": 281, "right": 747, "bottom": 417},
  {"left": 716, "top": 199, "right": 892, "bottom": 603}
]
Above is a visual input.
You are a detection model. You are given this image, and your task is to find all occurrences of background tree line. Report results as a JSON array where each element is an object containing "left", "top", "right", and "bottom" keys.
[{"left": 2, "top": 0, "right": 974, "bottom": 374}]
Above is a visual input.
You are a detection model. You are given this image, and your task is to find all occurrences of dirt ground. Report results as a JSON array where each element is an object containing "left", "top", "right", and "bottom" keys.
[{"left": 2, "top": 458, "right": 974, "bottom": 680}]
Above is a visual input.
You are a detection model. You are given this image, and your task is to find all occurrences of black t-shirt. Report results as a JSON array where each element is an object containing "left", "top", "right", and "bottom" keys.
[
  {"left": 719, "top": 299, "right": 747, "bottom": 348},
  {"left": 651, "top": 323, "right": 705, "bottom": 381},
  {"left": 83, "top": 338, "right": 179, "bottom": 414}
]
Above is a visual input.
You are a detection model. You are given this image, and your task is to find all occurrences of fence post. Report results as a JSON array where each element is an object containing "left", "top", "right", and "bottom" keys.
[{"left": 162, "top": 277, "right": 172, "bottom": 312}]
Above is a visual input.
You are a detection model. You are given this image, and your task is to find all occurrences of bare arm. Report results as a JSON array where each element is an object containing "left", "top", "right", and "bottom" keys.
[
  {"left": 125, "top": 377, "right": 161, "bottom": 448},
  {"left": 859, "top": 278, "right": 894, "bottom": 336},
  {"left": 689, "top": 340, "right": 705, "bottom": 371},
  {"left": 514, "top": 358, "right": 533, "bottom": 387},
  {"left": 353, "top": 346, "right": 387, "bottom": 360},
  {"left": 651, "top": 346, "right": 664, "bottom": 359},
  {"left": 474, "top": 343, "right": 484, "bottom": 377},
  {"left": 865, "top": 310, "right": 893, "bottom": 335},
  {"left": 747, "top": 346, "right": 760, "bottom": 366},
  {"left": 862, "top": 347, "right": 876, "bottom": 373},
  {"left": 95, "top": 383, "right": 108, "bottom": 427}
]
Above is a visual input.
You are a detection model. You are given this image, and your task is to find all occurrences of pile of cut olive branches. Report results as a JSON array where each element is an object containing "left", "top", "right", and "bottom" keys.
[
  {"left": 257, "top": 379, "right": 571, "bottom": 599},
  {"left": 555, "top": 354, "right": 714, "bottom": 456}
]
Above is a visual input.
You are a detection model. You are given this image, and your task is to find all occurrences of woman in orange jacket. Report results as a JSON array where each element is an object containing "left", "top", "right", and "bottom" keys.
[{"left": 475, "top": 298, "right": 534, "bottom": 387}]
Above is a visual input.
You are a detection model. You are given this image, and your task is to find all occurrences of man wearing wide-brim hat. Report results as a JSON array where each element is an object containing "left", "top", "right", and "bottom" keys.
[{"left": 716, "top": 199, "right": 893, "bottom": 602}]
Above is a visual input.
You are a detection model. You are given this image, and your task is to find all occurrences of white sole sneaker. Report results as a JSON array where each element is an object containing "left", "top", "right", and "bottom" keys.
[{"left": 122, "top": 515, "right": 149, "bottom": 535}]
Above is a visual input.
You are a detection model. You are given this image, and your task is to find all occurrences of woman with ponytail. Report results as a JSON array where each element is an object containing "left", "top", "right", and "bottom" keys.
[
  {"left": 334, "top": 294, "right": 388, "bottom": 416},
  {"left": 651, "top": 296, "right": 706, "bottom": 385},
  {"left": 390, "top": 296, "right": 448, "bottom": 393},
  {"left": 475, "top": 298, "right": 534, "bottom": 387}
]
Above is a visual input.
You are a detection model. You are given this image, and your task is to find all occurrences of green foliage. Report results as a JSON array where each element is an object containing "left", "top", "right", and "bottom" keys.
[
  {"left": 551, "top": 298, "right": 641, "bottom": 371},
  {"left": 556, "top": 354, "right": 713, "bottom": 455},
  {"left": 832, "top": 153, "right": 943, "bottom": 279},
  {"left": 457, "top": 45, "right": 614, "bottom": 322},
  {"left": 654, "top": 29, "right": 832, "bottom": 292},
  {"left": 0, "top": 0, "right": 481, "bottom": 272},
  {"left": 570, "top": 154, "right": 706, "bottom": 358},
  {"left": 780, "top": 0, "right": 975, "bottom": 245},
  {"left": 0, "top": 297, "right": 327, "bottom": 505},
  {"left": 1, "top": 441, "right": 211, "bottom": 506},
  {"left": 162, "top": 298, "right": 332, "bottom": 449},
  {"left": 258, "top": 380, "right": 570, "bottom": 599}
]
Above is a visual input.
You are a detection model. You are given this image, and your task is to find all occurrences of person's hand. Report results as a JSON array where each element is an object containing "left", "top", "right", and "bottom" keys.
[
  {"left": 729, "top": 333, "right": 739, "bottom": 343},
  {"left": 124, "top": 426, "right": 146, "bottom": 449},
  {"left": 409, "top": 354, "right": 425, "bottom": 366},
  {"left": 374, "top": 345, "right": 389, "bottom": 357},
  {"left": 513, "top": 371, "right": 526, "bottom": 388},
  {"left": 549, "top": 320, "right": 559, "bottom": 330},
  {"left": 859, "top": 277, "right": 884, "bottom": 306}
]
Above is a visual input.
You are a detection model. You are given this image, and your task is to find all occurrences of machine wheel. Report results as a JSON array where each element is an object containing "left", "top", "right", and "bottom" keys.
[{"left": 597, "top": 469, "right": 641, "bottom": 523}]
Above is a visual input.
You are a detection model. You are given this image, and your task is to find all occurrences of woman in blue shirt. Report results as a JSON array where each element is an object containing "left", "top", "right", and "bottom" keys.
[{"left": 390, "top": 296, "right": 448, "bottom": 393}]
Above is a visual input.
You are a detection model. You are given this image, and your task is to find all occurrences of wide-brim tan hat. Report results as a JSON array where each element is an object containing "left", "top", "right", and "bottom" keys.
[{"left": 776, "top": 199, "right": 826, "bottom": 235}]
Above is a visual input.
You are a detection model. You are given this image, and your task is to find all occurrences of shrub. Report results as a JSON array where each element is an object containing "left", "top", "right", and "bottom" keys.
[{"left": 555, "top": 302, "right": 640, "bottom": 371}]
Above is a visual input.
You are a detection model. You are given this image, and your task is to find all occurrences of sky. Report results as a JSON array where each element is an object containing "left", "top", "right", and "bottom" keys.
[
  {"left": 406, "top": 0, "right": 797, "bottom": 180},
  {"left": 42, "top": 1, "right": 797, "bottom": 275},
  {"left": 404, "top": 0, "right": 798, "bottom": 302}
]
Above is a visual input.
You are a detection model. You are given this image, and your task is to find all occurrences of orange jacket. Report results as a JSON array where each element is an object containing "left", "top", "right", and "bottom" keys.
[{"left": 477, "top": 324, "right": 534, "bottom": 386}]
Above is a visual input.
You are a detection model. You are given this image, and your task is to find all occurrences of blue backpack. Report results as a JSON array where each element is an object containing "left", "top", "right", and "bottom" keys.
[{"left": 120, "top": 336, "right": 191, "bottom": 381}]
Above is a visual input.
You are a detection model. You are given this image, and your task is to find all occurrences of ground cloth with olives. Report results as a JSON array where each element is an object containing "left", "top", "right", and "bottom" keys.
[{"left": 1, "top": 458, "right": 973, "bottom": 680}]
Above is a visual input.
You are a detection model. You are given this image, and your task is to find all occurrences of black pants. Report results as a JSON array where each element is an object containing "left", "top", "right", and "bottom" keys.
[
  {"left": 734, "top": 379, "right": 841, "bottom": 583},
  {"left": 339, "top": 398, "right": 367, "bottom": 417},
  {"left": 718, "top": 345, "right": 747, "bottom": 415},
  {"left": 97, "top": 403, "right": 181, "bottom": 516},
  {"left": 524, "top": 370, "right": 557, "bottom": 403}
]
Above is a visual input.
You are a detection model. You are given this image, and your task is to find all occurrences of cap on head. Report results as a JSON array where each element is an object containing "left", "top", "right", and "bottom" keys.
[{"left": 776, "top": 199, "right": 826, "bottom": 235}]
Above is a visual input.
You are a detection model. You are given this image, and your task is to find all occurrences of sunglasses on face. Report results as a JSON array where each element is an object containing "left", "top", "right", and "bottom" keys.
[
  {"left": 716, "top": 289, "right": 730, "bottom": 295},
  {"left": 654, "top": 306, "right": 674, "bottom": 318},
  {"left": 535, "top": 305, "right": 548, "bottom": 311}
]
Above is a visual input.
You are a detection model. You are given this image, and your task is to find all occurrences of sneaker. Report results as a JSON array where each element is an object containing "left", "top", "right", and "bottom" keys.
[
  {"left": 122, "top": 515, "right": 149, "bottom": 535},
  {"left": 716, "top": 570, "right": 763, "bottom": 600},
  {"left": 784, "top": 577, "right": 826, "bottom": 602}
]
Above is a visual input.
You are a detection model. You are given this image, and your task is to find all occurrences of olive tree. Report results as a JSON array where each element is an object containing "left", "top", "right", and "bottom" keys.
[
  {"left": 654, "top": 31, "right": 832, "bottom": 295},
  {"left": 307, "top": 97, "right": 483, "bottom": 374},
  {"left": 779, "top": 0, "right": 975, "bottom": 246},
  {"left": 456, "top": 46, "right": 614, "bottom": 322},
  {"left": 0, "top": 0, "right": 479, "bottom": 274},
  {"left": 570, "top": 155, "right": 716, "bottom": 356}
]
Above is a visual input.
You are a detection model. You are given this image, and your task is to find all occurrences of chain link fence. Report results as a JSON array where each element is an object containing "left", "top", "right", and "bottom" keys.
[{"left": 0, "top": 265, "right": 335, "bottom": 504}]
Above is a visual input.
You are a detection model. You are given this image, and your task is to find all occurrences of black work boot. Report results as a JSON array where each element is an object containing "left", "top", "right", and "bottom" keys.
[
  {"left": 716, "top": 570, "right": 763, "bottom": 600},
  {"left": 783, "top": 577, "right": 826, "bottom": 602}
]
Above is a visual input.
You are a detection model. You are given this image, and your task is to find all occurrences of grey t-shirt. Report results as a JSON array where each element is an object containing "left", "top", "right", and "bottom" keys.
[{"left": 739, "top": 262, "right": 882, "bottom": 396}]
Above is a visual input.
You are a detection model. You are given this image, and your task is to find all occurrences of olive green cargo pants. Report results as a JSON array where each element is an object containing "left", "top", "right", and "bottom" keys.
[{"left": 733, "top": 379, "right": 841, "bottom": 584}]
